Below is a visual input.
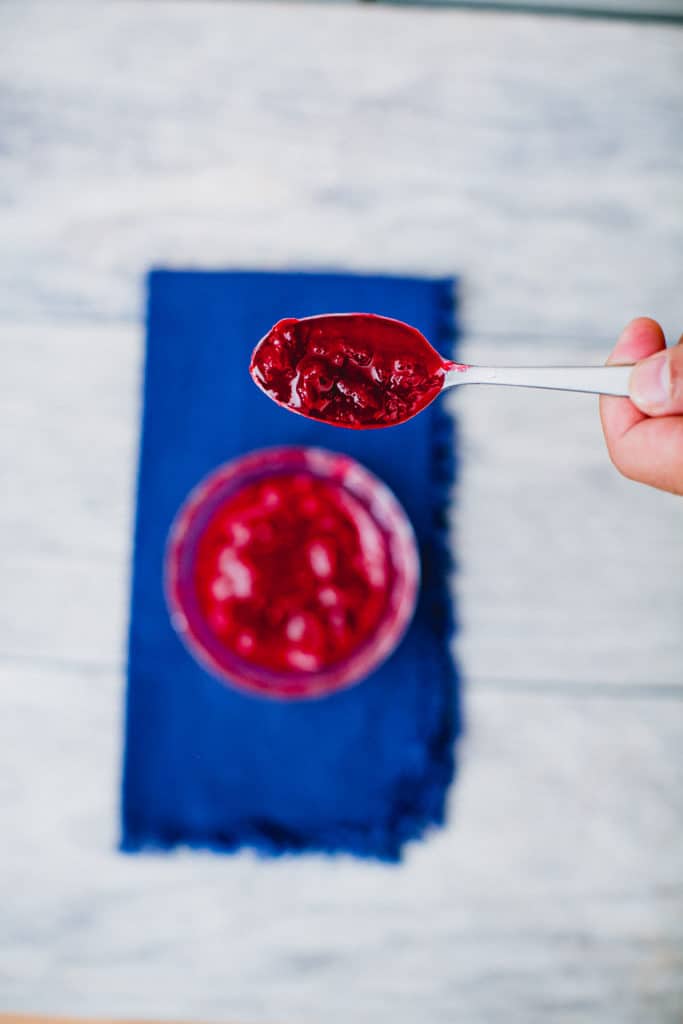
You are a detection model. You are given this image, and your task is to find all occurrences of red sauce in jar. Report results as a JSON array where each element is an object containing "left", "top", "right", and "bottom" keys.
[
  {"left": 166, "top": 448, "right": 419, "bottom": 699},
  {"left": 250, "top": 313, "right": 450, "bottom": 428},
  {"left": 192, "top": 472, "right": 390, "bottom": 674}
]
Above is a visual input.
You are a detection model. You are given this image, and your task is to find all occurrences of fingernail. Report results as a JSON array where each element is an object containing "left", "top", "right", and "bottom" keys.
[{"left": 629, "top": 350, "right": 670, "bottom": 412}]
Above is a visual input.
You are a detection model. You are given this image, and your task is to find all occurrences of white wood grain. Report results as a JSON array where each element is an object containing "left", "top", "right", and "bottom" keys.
[
  {"left": 1, "top": 3, "right": 682, "bottom": 339},
  {"left": 454, "top": 336, "right": 683, "bottom": 688},
  {"left": 389, "top": 0, "right": 683, "bottom": 16},
  {"left": 0, "top": 662, "right": 681, "bottom": 1022},
  {"left": 1, "top": 3, "right": 682, "bottom": 1022}
]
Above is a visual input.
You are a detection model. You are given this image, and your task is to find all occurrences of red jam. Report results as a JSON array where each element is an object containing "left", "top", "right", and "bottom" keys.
[
  {"left": 193, "top": 473, "right": 389, "bottom": 674},
  {"left": 166, "top": 448, "right": 419, "bottom": 699},
  {"left": 250, "top": 313, "right": 449, "bottom": 428}
]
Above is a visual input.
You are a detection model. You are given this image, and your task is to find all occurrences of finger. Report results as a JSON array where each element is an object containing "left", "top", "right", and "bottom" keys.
[
  {"left": 603, "top": 415, "right": 683, "bottom": 496},
  {"left": 600, "top": 318, "right": 666, "bottom": 458},
  {"left": 629, "top": 342, "right": 683, "bottom": 418},
  {"left": 607, "top": 316, "right": 666, "bottom": 364}
]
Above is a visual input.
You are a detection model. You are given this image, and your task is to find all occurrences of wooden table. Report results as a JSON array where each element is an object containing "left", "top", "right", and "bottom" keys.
[{"left": 1, "top": 3, "right": 681, "bottom": 1022}]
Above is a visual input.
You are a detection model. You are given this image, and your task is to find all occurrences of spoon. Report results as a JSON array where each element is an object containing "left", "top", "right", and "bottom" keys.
[
  {"left": 250, "top": 313, "right": 633, "bottom": 430},
  {"left": 443, "top": 361, "right": 632, "bottom": 396}
]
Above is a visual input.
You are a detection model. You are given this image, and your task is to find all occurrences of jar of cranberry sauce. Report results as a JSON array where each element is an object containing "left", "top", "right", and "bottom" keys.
[{"left": 165, "top": 447, "right": 419, "bottom": 700}]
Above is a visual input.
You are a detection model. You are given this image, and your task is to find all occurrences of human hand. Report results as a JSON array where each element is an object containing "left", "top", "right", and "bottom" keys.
[{"left": 600, "top": 318, "right": 683, "bottom": 496}]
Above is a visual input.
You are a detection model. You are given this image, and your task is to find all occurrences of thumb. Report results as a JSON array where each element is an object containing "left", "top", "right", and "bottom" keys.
[{"left": 629, "top": 341, "right": 683, "bottom": 416}]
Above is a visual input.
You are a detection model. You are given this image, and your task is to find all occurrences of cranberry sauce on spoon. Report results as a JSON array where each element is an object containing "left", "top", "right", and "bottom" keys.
[
  {"left": 250, "top": 313, "right": 461, "bottom": 428},
  {"left": 250, "top": 313, "right": 637, "bottom": 427}
]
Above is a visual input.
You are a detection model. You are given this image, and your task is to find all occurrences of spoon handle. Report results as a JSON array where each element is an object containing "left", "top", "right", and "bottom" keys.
[{"left": 444, "top": 363, "right": 633, "bottom": 397}]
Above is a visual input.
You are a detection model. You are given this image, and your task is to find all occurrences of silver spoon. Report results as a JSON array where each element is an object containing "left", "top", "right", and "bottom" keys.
[
  {"left": 251, "top": 313, "right": 634, "bottom": 429},
  {"left": 443, "top": 361, "right": 632, "bottom": 397}
]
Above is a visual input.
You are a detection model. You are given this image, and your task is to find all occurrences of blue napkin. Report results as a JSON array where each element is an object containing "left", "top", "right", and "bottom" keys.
[{"left": 122, "top": 270, "right": 461, "bottom": 861}]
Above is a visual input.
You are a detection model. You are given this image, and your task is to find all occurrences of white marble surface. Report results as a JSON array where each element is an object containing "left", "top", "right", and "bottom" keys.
[{"left": 1, "top": 3, "right": 682, "bottom": 1022}]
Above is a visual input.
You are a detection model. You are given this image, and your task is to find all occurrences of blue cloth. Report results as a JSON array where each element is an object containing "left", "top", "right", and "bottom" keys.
[{"left": 122, "top": 270, "right": 461, "bottom": 861}]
